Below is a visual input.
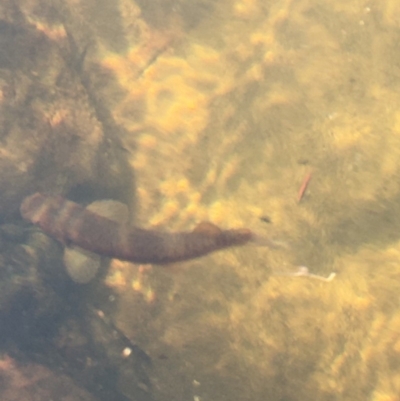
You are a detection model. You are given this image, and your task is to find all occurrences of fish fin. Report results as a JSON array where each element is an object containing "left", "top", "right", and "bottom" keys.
[{"left": 193, "top": 221, "right": 221, "bottom": 235}]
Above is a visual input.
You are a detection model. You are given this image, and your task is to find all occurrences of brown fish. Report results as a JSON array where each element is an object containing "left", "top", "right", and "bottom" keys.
[{"left": 20, "top": 193, "right": 254, "bottom": 264}]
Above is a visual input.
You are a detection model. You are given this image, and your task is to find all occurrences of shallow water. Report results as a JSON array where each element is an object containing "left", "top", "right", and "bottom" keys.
[
  {"left": 92, "top": 1, "right": 400, "bottom": 400},
  {"left": 107, "top": 2, "right": 400, "bottom": 400},
  {"left": 5, "top": 1, "right": 400, "bottom": 400}
]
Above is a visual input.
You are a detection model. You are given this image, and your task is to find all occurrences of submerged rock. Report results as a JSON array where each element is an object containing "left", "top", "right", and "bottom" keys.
[{"left": 0, "top": 8, "right": 133, "bottom": 221}]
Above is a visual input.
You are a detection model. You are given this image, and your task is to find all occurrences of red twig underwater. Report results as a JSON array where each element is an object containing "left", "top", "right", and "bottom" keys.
[{"left": 297, "top": 171, "right": 312, "bottom": 202}]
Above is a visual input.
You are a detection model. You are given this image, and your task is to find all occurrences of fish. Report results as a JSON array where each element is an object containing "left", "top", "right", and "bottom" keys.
[{"left": 20, "top": 193, "right": 255, "bottom": 264}]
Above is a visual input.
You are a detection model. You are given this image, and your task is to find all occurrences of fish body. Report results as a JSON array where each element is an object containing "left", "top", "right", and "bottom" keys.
[{"left": 20, "top": 193, "right": 254, "bottom": 264}]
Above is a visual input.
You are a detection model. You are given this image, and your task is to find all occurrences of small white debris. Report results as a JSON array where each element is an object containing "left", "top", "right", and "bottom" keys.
[{"left": 122, "top": 347, "right": 132, "bottom": 358}]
